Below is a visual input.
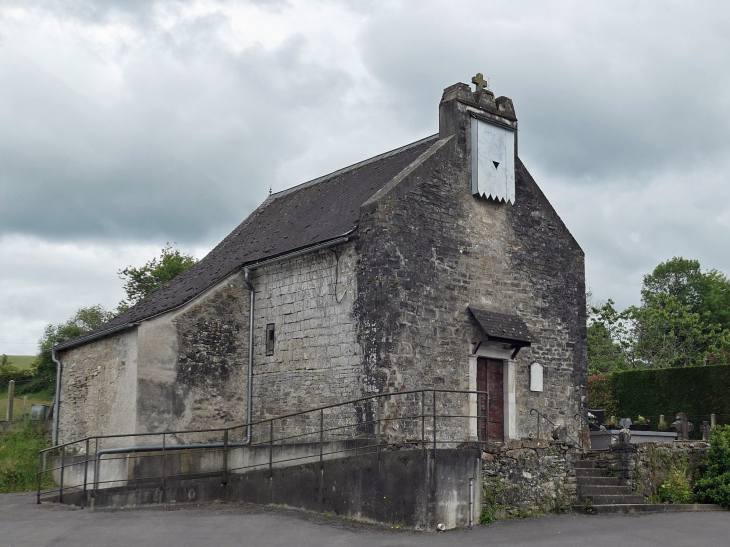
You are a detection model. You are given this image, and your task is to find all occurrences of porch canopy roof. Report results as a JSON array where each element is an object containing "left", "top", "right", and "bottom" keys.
[{"left": 468, "top": 307, "right": 532, "bottom": 348}]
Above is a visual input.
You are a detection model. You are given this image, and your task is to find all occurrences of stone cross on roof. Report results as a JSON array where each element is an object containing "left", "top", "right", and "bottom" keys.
[{"left": 471, "top": 73, "right": 489, "bottom": 92}]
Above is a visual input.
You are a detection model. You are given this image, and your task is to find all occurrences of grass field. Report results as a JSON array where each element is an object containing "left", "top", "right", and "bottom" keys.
[
  {"left": 0, "top": 394, "right": 53, "bottom": 421},
  {"left": 4, "top": 355, "right": 36, "bottom": 370}
]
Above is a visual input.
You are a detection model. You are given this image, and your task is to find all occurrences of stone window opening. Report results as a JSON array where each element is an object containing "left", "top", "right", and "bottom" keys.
[{"left": 266, "top": 323, "right": 275, "bottom": 356}]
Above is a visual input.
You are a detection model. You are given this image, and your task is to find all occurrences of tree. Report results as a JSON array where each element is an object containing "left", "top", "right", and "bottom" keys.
[
  {"left": 22, "top": 305, "right": 114, "bottom": 395},
  {"left": 631, "top": 293, "right": 726, "bottom": 369},
  {"left": 587, "top": 299, "right": 632, "bottom": 374},
  {"left": 117, "top": 243, "right": 197, "bottom": 313},
  {"left": 588, "top": 258, "right": 730, "bottom": 373},
  {"left": 642, "top": 257, "right": 730, "bottom": 332}
]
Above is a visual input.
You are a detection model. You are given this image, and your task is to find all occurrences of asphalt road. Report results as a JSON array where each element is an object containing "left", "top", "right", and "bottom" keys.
[{"left": 2, "top": 493, "right": 728, "bottom": 547}]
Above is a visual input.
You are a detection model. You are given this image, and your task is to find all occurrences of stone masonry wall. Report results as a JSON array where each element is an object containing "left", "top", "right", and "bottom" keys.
[
  {"left": 251, "top": 243, "right": 362, "bottom": 442},
  {"left": 482, "top": 439, "right": 580, "bottom": 518},
  {"left": 58, "top": 330, "right": 137, "bottom": 445},
  {"left": 586, "top": 441, "right": 710, "bottom": 501},
  {"left": 355, "top": 88, "right": 586, "bottom": 444},
  {"left": 133, "top": 271, "right": 250, "bottom": 444}
]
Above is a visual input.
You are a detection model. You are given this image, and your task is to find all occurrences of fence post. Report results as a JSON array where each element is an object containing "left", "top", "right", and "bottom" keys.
[
  {"left": 319, "top": 409, "right": 324, "bottom": 469},
  {"left": 59, "top": 446, "right": 65, "bottom": 503},
  {"left": 83, "top": 438, "right": 90, "bottom": 503},
  {"left": 711, "top": 413, "right": 717, "bottom": 428},
  {"left": 432, "top": 390, "right": 437, "bottom": 460},
  {"left": 222, "top": 429, "right": 229, "bottom": 485},
  {"left": 375, "top": 397, "right": 381, "bottom": 460},
  {"left": 23, "top": 396, "right": 28, "bottom": 420},
  {"left": 268, "top": 420, "right": 274, "bottom": 478},
  {"left": 5, "top": 380, "right": 14, "bottom": 421}
]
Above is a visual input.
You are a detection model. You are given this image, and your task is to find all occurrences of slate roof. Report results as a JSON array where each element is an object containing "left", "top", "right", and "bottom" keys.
[
  {"left": 468, "top": 307, "right": 532, "bottom": 346},
  {"left": 56, "top": 134, "right": 439, "bottom": 350}
]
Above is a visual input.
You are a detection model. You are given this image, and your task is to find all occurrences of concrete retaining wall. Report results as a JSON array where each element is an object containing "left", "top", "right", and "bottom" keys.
[{"left": 50, "top": 448, "right": 482, "bottom": 531}]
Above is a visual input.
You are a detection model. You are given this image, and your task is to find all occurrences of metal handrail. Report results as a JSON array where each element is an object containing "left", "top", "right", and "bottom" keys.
[
  {"left": 38, "top": 388, "right": 487, "bottom": 454},
  {"left": 529, "top": 408, "right": 580, "bottom": 447},
  {"left": 574, "top": 413, "right": 638, "bottom": 452},
  {"left": 37, "top": 389, "right": 573, "bottom": 505}
]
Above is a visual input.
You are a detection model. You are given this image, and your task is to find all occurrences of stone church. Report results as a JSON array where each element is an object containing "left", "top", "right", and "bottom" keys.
[{"left": 54, "top": 77, "right": 587, "bottom": 447}]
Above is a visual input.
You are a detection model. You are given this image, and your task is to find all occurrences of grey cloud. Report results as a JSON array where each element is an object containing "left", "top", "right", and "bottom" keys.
[
  {"left": 0, "top": 16, "right": 353, "bottom": 243},
  {"left": 2, "top": 0, "right": 730, "bottom": 354},
  {"left": 357, "top": 1, "right": 730, "bottom": 183}
]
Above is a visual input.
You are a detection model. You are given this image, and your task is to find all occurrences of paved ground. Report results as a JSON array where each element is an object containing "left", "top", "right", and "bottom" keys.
[{"left": 1, "top": 493, "right": 728, "bottom": 547}]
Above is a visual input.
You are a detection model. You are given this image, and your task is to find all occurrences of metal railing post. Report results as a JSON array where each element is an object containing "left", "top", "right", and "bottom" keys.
[
  {"left": 432, "top": 390, "right": 437, "bottom": 459},
  {"left": 268, "top": 420, "right": 274, "bottom": 478},
  {"left": 161, "top": 433, "right": 166, "bottom": 493},
  {"left": 477, "top": 389, "right": 481, "bottom": 442},
  {"left": 92, "top": 438, "right": 98, "bottom": 499},
  {"left": 486, "top": 387, "right": 490, "bottom": 442},
  {"left": 469, "top": 477, "right": 474, "bottom": 528},
  {"left": 36, "top": 452, "right": 43, "bottom": 504},
  {"left": 319, "top": 409, "right": 324, "bottom": 469},
  {"left": 421, "top": 390, "right": 425, "bottom": 455},
  {"left": 59, "top": 447, "right": 65, "bottom": 503},
  {"left": 222, "top": 429, "right": 229, "bottom": 484},
  {"left": 375, "top": 396, "right": 381, "bottom": 460},
  {"left": 83, "top": 438, "right": 90, "bottom": 502}
]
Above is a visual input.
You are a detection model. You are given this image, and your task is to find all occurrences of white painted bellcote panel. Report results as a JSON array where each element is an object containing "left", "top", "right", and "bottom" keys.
[{"left": 471, "top": 117, "right": 515, "bottom": 203}]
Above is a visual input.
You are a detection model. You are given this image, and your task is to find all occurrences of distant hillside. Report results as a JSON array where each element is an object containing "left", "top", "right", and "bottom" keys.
[{"left": 4, "top": 356, "right": 36, "bottom": 370}]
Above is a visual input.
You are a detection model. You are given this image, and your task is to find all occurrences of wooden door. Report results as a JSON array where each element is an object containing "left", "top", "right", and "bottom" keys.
[{"left": 477, "top": 358, "right": 504, "bottom": 441}]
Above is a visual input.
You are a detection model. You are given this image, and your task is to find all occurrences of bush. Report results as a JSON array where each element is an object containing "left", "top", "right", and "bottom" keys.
[
  {"left": 588, "top": 365, "right": 730, "bottom": 424},
  {"left": 0, "top": 355, "right": 33, "bottom": 385},
  {"left": 611, "top": 365, "right": 730, "bottom": 419},
  {"left": 0, "top": 423, "right": 52, "bottom": 493},
  {"left": 658, "top": 468, "right": 693, "bottom": 504},
  {"left": 695, "top": 425, "right": 730, "bottom": 507}
]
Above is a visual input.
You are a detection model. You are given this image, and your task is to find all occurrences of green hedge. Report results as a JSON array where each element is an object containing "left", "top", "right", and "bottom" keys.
[{"left": 588, "top": 364, "right": 730, "bottom": 419}]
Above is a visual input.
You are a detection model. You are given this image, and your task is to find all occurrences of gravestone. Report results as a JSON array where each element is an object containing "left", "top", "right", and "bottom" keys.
[
  {"left": 672, "top": 412, "right": 694, "bottom": 441},
  {"left": 701, "top": 421, "right": 711, "bottom": 441}
]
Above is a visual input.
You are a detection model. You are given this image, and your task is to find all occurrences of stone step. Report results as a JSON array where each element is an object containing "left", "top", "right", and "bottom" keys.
[
  {"left": 575, "top": 468, "right": 608, "bottom": 478},
  {"left": 573, "top": 503, "right": 725, "bottom": 515},
  {"left": 579, "top": 485, "right": 634, "bottom": 497},
  {"left": 574, "top": 460, "right": 596, "bottom": 469},
  {"left": 576, "top": 476, "right": 621, "bottom": 486},
  {"left": 589, "top": 494, "right": 645, "bottom": 505}
]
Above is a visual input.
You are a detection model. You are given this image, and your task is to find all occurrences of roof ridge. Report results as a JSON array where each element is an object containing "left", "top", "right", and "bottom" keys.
[{"left": 269, "top": 134, "right": 438, "bottom": 201}]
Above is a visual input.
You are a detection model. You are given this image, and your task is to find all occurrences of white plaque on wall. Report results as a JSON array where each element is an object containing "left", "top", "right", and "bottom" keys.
[{"left": 530, "top": 363, "right": 543, "bottom": 392}]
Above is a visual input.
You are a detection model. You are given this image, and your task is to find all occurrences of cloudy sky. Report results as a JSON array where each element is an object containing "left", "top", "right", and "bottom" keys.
[{"left": 1, "top": 0, "right": 729, "bottom": 355}]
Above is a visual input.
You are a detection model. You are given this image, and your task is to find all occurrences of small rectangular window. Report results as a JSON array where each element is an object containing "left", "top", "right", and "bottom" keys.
[{"left": 266, "top": 323, "right": 275, "bottom": 356}]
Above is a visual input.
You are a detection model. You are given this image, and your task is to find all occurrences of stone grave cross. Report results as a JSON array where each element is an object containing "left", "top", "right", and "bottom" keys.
[{"left": 673, "top": 412, "right": 694, "bottom": 441}]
